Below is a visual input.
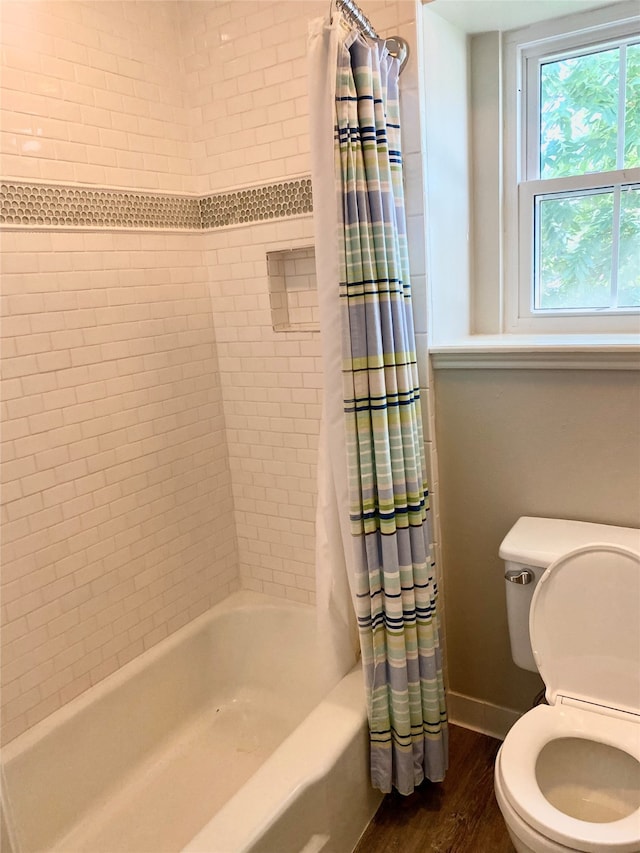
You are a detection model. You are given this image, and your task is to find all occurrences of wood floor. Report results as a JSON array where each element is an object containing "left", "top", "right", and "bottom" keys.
[{"left": 354, "top": 724, "right": 516, "bottom": 853}]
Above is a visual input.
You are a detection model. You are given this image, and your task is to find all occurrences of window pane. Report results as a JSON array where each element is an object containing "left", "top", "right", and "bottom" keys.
[
  {"left": 618, "top": 186, "right": 640, "bottom": 307},
  {"left": 625, "top": 43, "right": 640, "bottom": 168},
  {"left": 537, "top": 191, "right": 613, "bottom": 309},
  {"left": 540, "top": 48, "right": 619, "bottom": 179}
]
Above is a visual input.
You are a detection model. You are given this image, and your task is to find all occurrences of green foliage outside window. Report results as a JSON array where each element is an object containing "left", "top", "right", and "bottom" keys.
[{"left": 536, "top": 43, "right": 639, "bottom": 310}]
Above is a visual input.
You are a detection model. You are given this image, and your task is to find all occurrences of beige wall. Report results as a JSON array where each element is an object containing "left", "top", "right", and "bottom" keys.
[{"left": 434, "top": 368, "right": 640, "bottom": 714}]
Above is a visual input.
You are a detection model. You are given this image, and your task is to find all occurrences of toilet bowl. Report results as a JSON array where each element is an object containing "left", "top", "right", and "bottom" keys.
[
  {"left": 496, "top": 704, "right": 640, "bottom": 852},
  {"left": 495, "top": 537, "right": 640, "bottom": 853}
]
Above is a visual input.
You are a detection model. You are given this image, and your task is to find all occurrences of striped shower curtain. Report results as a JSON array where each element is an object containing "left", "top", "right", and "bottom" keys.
[{"left": 310, "top": 17, "right": 448, "bottom": 796}]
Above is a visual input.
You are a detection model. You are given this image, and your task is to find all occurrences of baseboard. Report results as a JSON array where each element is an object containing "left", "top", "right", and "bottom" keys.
[{"left": 446, "top": 690, "right": 522, "bottom": 741}]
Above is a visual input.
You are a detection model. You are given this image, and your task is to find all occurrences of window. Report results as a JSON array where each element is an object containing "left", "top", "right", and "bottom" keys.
[{"left": 505, "top": 8, "right": 640, "bottom": 334}]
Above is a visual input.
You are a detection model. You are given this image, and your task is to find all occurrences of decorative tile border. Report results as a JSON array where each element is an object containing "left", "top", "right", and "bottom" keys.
[
  {"left": 200, "top": 180, "right": 313, "bottom": 229},
  {"left": 0, "top": 183, "right": 201, "bottom": 229},
  {"left": 0, "top": 178, "right": 313, "bottom": 231}
]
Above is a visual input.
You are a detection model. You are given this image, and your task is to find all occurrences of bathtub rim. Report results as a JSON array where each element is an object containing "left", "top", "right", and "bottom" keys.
[{"left": 181, "top": 663, "right": 376, "bottom": 853}]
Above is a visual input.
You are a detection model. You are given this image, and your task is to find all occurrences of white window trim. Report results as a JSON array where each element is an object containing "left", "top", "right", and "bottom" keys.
[
  {"left": 421, "top": 1, "right": 640, "bottom": 367},
  {"left": 518, "top": 172, "right": 640, "bottom": 327},
  {"left": 429, "top": 339, "right": 640, "bottom": 370},
  {"left": 503, "top": 3, "right": 640, "bottom": 336}
]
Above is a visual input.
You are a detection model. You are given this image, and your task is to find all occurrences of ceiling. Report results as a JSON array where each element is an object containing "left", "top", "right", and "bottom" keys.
[{"left": 427, "top": 0, "right": 624, "bottom": 34}]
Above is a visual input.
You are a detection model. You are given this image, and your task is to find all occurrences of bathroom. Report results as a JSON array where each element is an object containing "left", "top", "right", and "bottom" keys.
[{"left": 1, "top": 0, "right": 639, "bottom": 851}]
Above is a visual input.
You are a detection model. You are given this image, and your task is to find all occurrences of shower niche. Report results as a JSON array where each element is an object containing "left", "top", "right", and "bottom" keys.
[{"left": 267, "top": 246, "right": 319, "bottom": 332}]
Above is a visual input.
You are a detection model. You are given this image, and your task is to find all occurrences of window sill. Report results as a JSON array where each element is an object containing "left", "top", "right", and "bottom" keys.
[{"left": 430, "top": 335, "right": 640, "bottom": 370}]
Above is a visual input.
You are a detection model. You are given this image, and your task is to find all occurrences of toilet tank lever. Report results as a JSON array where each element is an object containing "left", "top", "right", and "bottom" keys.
[{"left": 505, "top": 568, "right": 534, "bottom": 585}]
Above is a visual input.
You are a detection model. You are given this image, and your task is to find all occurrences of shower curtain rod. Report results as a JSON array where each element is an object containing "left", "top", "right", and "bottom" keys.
[
  {"left": 333, "top": 0, "right": 410, "bottom": 72},
  {"left": 335, "top": 0, "right": 378, "bottom": 38}
]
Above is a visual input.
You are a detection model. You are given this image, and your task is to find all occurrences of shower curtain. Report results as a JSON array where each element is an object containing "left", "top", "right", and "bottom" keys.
[{"left": 309, "top": 14, "right": 448, "bottom": 795}]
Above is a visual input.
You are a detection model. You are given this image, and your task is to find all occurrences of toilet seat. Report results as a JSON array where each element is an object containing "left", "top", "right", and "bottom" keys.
[
  {"left": 499, "top": 703, "right": 640, "bottom": 853},
  {"left": 498, "top": 543, "right": 640, "bottom": 852}
]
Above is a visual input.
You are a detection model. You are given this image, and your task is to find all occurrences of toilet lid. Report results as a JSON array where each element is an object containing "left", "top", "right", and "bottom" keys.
[{"left": 529, "top": 544, "right": 640, "bottom": 715}]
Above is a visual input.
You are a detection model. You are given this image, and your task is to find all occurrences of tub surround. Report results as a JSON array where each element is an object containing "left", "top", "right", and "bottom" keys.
[
  {"left": 0, "top": 228, "right": 237, "bottom": 745},
  {"left": 0, "top": 0, "right": 429, "bottom": 750}
]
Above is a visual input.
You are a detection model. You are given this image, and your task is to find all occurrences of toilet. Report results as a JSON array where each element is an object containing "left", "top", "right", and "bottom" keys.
[{"left": 494, "top": 517, "right": 640, "bottom": 853}]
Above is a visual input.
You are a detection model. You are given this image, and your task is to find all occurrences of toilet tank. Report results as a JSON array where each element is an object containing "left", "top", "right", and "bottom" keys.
[{"left": 499, "top": 517, "right": 640, "bottom": 672}]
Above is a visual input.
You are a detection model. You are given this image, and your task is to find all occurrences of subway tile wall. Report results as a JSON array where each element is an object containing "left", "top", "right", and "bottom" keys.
[
  {"left": 179, "top": 1, "right": 420, "bottom": 196},
  {"left": 0, "top": 0, "right": 434, "bottom": 742},
  {"left": 205, "top": 221, "right": 321, "bottom": 599},
  {"left": 0, "top": 0, "right": 192, "bottom": 191},
  {"left": 0, "top": 231, "right": 238, "bottom": 744},
  {"left": 178, "top": 0, "right": 325, "bottom": 194}
]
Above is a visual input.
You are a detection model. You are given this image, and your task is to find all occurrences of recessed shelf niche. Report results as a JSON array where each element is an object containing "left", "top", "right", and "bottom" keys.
[{"left": 267, "top": 246, "right": 319, "bottom": 332}]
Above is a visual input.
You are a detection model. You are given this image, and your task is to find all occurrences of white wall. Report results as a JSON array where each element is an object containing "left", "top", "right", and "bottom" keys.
[
  {"left": 421, "top": 7, "right": 471, "bottom": 345},
  {"left": 469, "top": 31, "right": 503, "bottom": 334}
]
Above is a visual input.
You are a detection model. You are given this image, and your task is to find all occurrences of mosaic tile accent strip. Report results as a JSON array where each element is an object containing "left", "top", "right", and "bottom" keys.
[
  {"left": 0, "top": 178, "right": 313, "bottom": 231},
  {"left": 0, "top": 183, "right": 201, "bottom": 229},
  {"left": 199, "top": 179, "right": 313, "bottom": 228}
]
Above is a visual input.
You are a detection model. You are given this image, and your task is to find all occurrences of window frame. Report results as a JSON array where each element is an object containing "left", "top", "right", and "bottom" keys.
[{"left": 504, "top": 9, "right": 640, "bottom": 335}]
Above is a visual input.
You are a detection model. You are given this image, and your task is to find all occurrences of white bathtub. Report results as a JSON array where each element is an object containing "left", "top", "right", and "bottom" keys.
[{"left": 1, "top": 591, "right": 381, "bottom": 853}]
